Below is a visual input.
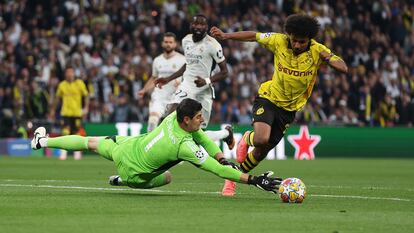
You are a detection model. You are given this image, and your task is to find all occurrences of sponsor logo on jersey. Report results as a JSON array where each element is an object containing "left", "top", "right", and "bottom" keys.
[
  {"left": 256, "top": 107, "right": 264, "bottom": 115},
  {"left": 261, "top": 32, "right": 273, "bottom": 39},
  {"left": 277, "top": 63, "right": 313, "bottom": 77}
]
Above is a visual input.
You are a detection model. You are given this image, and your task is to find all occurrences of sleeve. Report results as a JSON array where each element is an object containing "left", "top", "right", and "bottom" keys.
[
  {"left": 79, "top": 80, "right": 89, "bottom": 97},
  {"left": 177, "top": 139, "right": 210, "bottom": 165},
  {"left": 56, "top": 83, "right": 63, "bottom": 98},
  {"left": 191, "top": 129, "right": 221, "bottom": 158},
  {"left": 256, "top": 32, "right": 279, "bottom": 53},
  {"left": 152, "top": 57, "right": 159, "bottom": 77},
  {"left": 314, "top": 41, "right": 341, "bottom": 66},
  {"left": 198, "top": 156, "right": 243, "bottom": 182},
  {"left": 209, "top": 39, "right": 225, "bottom": 63}
]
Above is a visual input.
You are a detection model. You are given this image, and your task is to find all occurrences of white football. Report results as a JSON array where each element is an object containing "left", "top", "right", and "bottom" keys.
[{"left": 279, "top": 177, "right": 307, "bottom": 203}]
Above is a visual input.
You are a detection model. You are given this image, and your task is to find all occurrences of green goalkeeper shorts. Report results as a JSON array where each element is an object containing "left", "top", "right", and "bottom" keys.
[{"left": 97, "top": 136, "right": 168, "bottom": 189}]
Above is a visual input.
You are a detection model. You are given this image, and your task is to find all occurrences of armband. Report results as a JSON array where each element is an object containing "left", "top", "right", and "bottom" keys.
[{"left": 205, "top": 78, "right": 211, "bottom": 85}]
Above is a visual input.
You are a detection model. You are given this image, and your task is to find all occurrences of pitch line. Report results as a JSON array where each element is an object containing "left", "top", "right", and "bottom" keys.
[{"left": 0, "top": 183, "right": 411, "bottom": 202}]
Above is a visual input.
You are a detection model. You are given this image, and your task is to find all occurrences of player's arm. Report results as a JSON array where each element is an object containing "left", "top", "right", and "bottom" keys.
[
  {"left": 210, "top": 27, "right": 256, "bottom": 41},
  {"left": 49, "top": 85, "right": 62, "bottom": 119},
  {"left": 199, "top": 156, "right": 281, "bottom": 192},
  {"left": 211, "top": 61, "right": 228, "bottom": 83},
  {"left": 320, "top": 51, "right": 348, "bottom": 73},
  {"left": 154, "top": 64, "right": 186, "bottom": 88},
  {"left": 83, "top": 95, "right": 90, "bottom": 117},
  {"left": 138, "top": 76, "right": 156, "bottom": 97},
  {"left": 179, "top": 140, "right": 281, "bottom": 192},
  {"left": 192, "top": 129, "right": 221, "bottom": 158},
  {"left": 81, "top": 80, "right": 90, "bottom": 116}
]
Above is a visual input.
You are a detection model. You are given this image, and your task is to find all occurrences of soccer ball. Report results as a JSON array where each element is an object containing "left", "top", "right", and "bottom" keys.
[{"left": 278, "top": 177, "right": 307, "bottom": 203}]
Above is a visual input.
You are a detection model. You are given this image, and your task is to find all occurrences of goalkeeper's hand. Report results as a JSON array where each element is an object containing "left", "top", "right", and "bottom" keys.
[
  {"left": 248, "top": 171, "right": 282, "bottom": 194},
  {"left": 218, "top": 158, "right": 240, "bottom": 171}
]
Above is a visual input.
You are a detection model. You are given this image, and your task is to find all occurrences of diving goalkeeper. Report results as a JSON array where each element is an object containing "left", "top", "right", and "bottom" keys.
[{"left": 31, "top": 98, "right": 281, "bottom": 192}]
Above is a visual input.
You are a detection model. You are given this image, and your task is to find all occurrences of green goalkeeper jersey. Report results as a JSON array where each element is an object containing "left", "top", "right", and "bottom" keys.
[{"left": 113, "top": 112, "right": 243, "bottom": 182}]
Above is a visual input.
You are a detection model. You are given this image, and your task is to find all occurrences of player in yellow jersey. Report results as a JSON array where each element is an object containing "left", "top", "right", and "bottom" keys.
[
  {"left": 211, "top": 14, "right": 348, "bottom": 195},
  {"left": 50, "top": 66, "right": 89, "bottom": 160}
]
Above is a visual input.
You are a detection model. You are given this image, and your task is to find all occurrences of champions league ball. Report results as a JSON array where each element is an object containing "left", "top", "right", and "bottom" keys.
[{"left": 279, "top": 178, "right": 307, "bottom": 203}]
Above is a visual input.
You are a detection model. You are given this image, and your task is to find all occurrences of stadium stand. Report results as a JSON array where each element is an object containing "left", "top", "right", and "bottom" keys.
[{"left": 0, "top": 0, "right": 413, "bottom": 138}]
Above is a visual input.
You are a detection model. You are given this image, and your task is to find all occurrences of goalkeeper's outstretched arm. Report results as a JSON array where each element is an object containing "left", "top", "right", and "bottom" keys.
[{"left": 198, "top": 156, "right": 281, "bottom": 193}]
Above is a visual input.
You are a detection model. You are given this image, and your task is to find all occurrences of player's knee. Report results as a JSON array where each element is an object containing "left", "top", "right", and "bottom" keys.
[{"left": 164, "top": 171, "right": 172, "bottom": 184}]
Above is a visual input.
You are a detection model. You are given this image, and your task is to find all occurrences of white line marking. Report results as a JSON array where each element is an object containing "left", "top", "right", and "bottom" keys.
[
  {"left": 0, "top": 183, "right": 411, "bottom": 202},
  {"left": 311, "top": 194, "right": 411, "bottom": 202},
  {"left": 0, "top": 184, "right": 220, "bottom": 195}
]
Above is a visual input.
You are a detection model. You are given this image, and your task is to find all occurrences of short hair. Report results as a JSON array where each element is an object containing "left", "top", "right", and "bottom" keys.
[
  {"left": 193, "top": 14, "right": 208, "bottom": 24},
  {"left": 176, "top": 98, "right": 202, "bottom": 123},
  {"left": 163, "top": 32, "right": 177, "bottom": 40},
  {"left": 284, "top": 14, "right": 320, "bottom": 39},
  {"left": 65, "top": 65, "right": 74, "bottom": 70}
]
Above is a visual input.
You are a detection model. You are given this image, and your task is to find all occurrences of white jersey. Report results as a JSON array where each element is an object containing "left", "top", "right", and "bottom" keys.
[
  {"left": 149, "top": 52, "right": 186, "bottom": 117},
  {"left": 152, "top": 52, "right": 186, "bottom": 98},
  {"left": 181, "top": 34, "right": 225, "bottom": 91}
]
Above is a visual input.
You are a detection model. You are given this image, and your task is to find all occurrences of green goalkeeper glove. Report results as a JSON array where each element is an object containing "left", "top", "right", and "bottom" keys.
[{"left": 248, "top": 171, "right": 282, "bottom": 194}]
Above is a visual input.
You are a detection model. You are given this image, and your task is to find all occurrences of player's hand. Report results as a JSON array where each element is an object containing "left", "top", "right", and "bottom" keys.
[
  {"left": 319, "top": 50, "right": 333, "bottom": 63},
  {"left": 138, "top": 89, "right": 146, "bottom": 98},
  {"left": 218, "top": 158, "right": 240, "bottom": 171},
  {"left": 154, "top": 77, "right": 170, "bottom": 88},
  {"left": 248, "top": 171, "right": 282, "bottom": 194},
  {"left": 210, "top": 27, "right": 226, "bottom": 40},
  {"left": 194, "top": 76, "right": 206, "bottom": 87}
]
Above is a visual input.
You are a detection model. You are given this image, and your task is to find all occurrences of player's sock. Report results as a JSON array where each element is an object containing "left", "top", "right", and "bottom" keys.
[
  {"left": 74, "top": 151, "right": 82, "bottom": 160},
  {"left": 47, "top": 135, "right": 89, "bottom": 151},
  {"left": 245, "top": 131, "right": 255, "bottom": 146},
  {"left": 240, "top": 152, "right": 259, "bottom": 172},
  {"left": 204, "top": 129, "right": 229, "bottom": 141},
  {"left": 221, "top": 180, "right": 236, "bottom": 196},
  {"left": 59, "top": 150, "right": 67, "bottom": 160}
]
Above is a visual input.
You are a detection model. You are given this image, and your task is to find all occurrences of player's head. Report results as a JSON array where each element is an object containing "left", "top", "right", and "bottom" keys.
[
  {"left": 177, "top": 98, "right": 204, "bottom": 132},
  {"left": 162, "top": 32, "right": 177, "bottom": 54},
  {"left": 65, "top": 65, "right": 75, "bottom": 82},
  {"left": 190, "top": 14, "right": 208, "bottom": 42},
  {"left": 284, "top": 14, "right": 320, "bottom": 55}
]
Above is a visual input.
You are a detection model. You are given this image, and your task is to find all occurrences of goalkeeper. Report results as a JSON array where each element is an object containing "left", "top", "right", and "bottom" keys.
[{"left": 31, "top": 98, "right": 281, "bottom": 193}]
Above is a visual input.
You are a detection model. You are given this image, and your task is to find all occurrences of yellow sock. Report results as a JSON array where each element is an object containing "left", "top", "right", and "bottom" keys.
[
  {"left": 240, "top": 152, "right": 260, "bottom": 172},
  {"left": 244, "top": 132, "right": 255, "bottom": 146}
]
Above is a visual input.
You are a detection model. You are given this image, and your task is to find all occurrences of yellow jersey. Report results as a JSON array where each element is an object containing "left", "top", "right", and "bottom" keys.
[
  {"left": 56, "top": 79, "right": 88, "bottom": 117},
  {"left": 256, "top": 32, "right": 339, "bottom": 111}
]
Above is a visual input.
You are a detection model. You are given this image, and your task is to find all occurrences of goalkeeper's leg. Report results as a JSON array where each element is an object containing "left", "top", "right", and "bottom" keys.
[{"left": 125, "top": 171, "right": 172, "bottom": 189}]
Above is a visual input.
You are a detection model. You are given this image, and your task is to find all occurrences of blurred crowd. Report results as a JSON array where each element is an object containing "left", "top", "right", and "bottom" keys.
[{"left": 0, "top": 0, "right": 414, "bottom": 137}]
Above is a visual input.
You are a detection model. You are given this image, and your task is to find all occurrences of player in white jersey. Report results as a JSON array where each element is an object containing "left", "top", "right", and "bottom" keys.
[
  {"left": 139, "top": 32, "right": 186, "bottom": 132},
  {"left": 155, "top": 14, "right": 235, "bottom": 150}
]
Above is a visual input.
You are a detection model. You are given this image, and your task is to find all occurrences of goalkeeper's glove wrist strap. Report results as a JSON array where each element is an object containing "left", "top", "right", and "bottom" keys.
[
  {"left": 247, "top": 175, "right": 257, "bottom": 185},
  {"left": 218, "top": 157, "right": 226, "bottom": 164}
]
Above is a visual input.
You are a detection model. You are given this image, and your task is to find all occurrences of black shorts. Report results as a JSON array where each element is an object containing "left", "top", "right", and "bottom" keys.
[
  {"left": 61, "top": 117, "right": 82, "bottom": 135},
  {"left": 252, "top": 97, "right": 296, "bottom": 146}
]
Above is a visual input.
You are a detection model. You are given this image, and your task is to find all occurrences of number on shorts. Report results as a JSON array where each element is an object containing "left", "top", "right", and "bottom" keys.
[{"left": 175, "top": 90, "right": 188, "bottom": 98}]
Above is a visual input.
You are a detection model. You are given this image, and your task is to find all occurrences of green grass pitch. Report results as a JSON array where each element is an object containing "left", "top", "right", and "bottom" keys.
[{"left": 1, "top": 156, "right": 413, "bottom": 233}]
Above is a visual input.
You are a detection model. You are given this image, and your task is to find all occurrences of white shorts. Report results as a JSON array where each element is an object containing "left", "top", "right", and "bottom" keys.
[
  {"left": 172, "top": 85, "right": 214, "bottom": 128},
  {"left": 149, "top": 87, "right": 177, "bottom": 117},
  {"left": 148, "top": 99, "right": 170, "bottom": 117}
]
